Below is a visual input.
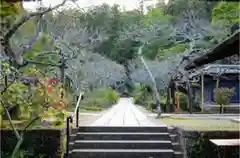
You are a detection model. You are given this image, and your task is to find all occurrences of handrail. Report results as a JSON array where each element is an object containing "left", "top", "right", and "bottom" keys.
[
  {"left": 65, "top": 91, "right": 84, "bottom": 158},
  {"left": 72, "top": 92, "right": 84, "bottom": 119}
]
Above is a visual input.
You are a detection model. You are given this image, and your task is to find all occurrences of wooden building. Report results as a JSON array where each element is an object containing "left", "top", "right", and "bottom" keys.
[
  {"left": 185, "top": 30, "right": 239, "bottom": 70},
  {"left": 189, "top": 64, "right": 240, "bottom": 113},
  {"left": 185, "top": 30, "right": 240, "bottom": 113}
]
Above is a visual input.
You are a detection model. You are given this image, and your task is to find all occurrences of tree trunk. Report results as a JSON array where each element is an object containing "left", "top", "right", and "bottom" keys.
[
  {"left": 166, "top": 87, "right": 170, "bottom": 113},
  {"left": 187, "top": 81, "right": 193, "bottom": 114},
  {"left": 138, "top": 46, "right": 161, "bottom": 117},
  {"left": 123, "top": 63, "right": 131, "bottom": 81},
  {"left": 170, "top": 84, "right": 175, "bottom": 112}
]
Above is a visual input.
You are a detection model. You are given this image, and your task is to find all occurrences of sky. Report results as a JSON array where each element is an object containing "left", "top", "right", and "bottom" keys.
[
  {"left": 22, "top": 0, "right": 166, "bottom": 13},
  {"left": 23, "top": 0, "right": 144, "bottom": 11}
]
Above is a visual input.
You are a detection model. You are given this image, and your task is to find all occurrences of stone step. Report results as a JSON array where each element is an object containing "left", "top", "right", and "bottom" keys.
[
  {"left": 78, "top": 126, "right": 168, "bottom": 133},
  {"left": 174, "top": 151, "right": 183, "bottom": 158},
  {"left": 73, "top": 140, "right": 173, "bottom": 149},
  {"left": 76, "top": 132, "right": 171, "bottom": 140},
  {"left": 170, "top": 134, "right": 178, "bottom": 142},
  {"left": 69, "top": 142, "right": 74, "bottom": 150},
  {"left": 70, "top": 134, "right": 76, "bottom": 142},
  {"left": 70, "top": 149, "right": 174, "bottom": 158},
  {"left": 172, "top": 142, "right": 181, "bottom": 151},
  {"left": 168, "top": 126, "right": 177, "bottom": 134}
]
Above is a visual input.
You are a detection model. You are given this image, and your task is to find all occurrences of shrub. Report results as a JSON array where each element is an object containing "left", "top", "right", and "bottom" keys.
[
  {"left": 147, "top": 100, "right": 166, "bottom": 112},
  {"left": 216, "top": 87, "right": 236, "bottom": 105},
  {"left": 132, "top": 84, "right": 142, "bottom": 96},
  {"left": 105, "top": 89, "right": 120, "bottom": 104},
  {"left": 133, "top": 95, "right": 143, "bottom": 105},
  {"left": 82, "top": 105, "right": 104, "bottom": 111},
  {"left": 80, "top": 87, "right": 120, "bottom": 111},
  {"left": 216, "top": 87, "right": 236, "bottom": 113},
  {"left": 133, "top": 85, "right": 153, "bottom": 105},
  {"left": 147, "top": 101, "right": 157, "bottom": 111},
  {"left": 177, "top": 92, "right": 188, "bottom": 111}
]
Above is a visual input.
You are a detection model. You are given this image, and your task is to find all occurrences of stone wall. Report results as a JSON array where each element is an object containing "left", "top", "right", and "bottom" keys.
[
  {"left": 175, "top": 128, "right": 239, "bottom": 158},
  {"left": 1, "top": 129, "right": 64, "bottom": 158}
]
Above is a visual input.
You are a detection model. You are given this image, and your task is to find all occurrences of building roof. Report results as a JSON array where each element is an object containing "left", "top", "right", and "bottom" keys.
[
  {"left": 185, "top": 30, "right": 240, "bottom": 70},
  {"left": 189, "top": 64, "right": 240, "bottom": 78}
]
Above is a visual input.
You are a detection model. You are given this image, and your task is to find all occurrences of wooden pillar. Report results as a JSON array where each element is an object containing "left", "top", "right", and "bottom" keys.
[
  {"left": 171, "top": 83, "right": 175, "bottom": 112},
  {"left": 176, "top": 91, "right": 180, "bottom": 111},
  {"left": 215, "top": 76, "right": 221, "bottom": 113},
  {"left": 187, "top": 81, "right": 193, "bottom": 114},
  {"left": 201, "top": 73, "right": 204, "bottom": 112},
  {"left": 166, "top": 87, "right": 170, "bottom": 112}
]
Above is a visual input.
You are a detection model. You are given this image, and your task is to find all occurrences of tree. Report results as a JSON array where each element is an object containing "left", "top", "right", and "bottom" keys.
[
  {"left": 1, "top": 0, "right": 70, "bottom": 67},
  {"left": 66, "top": 52, "right": 125, "bottom": 93},
  {"left": 0, "top": 1, "right": 82, "bottom": 157},
  {"left": 165, "top": 0, "right": 217, "bottom": 21},
  {"left": 212, "top": 2, "right": 240, "bottom": 25},
  {"left": 216, "top": 87, "right": 236, "bottom": 113}
]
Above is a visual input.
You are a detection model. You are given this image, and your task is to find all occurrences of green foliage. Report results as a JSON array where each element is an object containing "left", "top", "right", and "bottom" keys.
[
  {"left": 133, "top": 85, "right": 152, "bottom": 105},
  {"left": 0, "top": 81, "right": 30, "bottom": 119},
  {"left": 212, "top": 2, "right": 240, "bottom": 24},
  {"left": 147, "top": 101, "right": 157, "bottom": 112},
  {"left": 165, "top": 0, "right": 216, "bottom": 19},
  {"left": 110, "top": 39, "right": 140, "bottom": 64},
  {"left": 1, "top": 66, "right": 72, "bottom": 128},
  {"left": 133, "top": 95, "right": 143, "bottom": 105},
  {"left": 184, "top": 132, "right": 240, "bottom": 158},
  {"left": 82, "top": 105, "right": 104, "bottom": 111},
  {"left": 0, "top": 1, "right": 20, "bottom": 17},
  {"left": 81, "top": 87, "right": 120, "bottom": 111},
  {"left": 178, "top": 92, "right": 188, "bottom": 111},
  {"left": 158, "top": 44, "right": 187, "bottom": 59},
  {"left": 133, "top": 84, "right": 166, "bottom": 112},
  {"left": 105, "top": 89, "right": 120, "bottom": 104},
  {"left": 216, "top": 87, "right": 236, "bottom": 105},
  {"left": 120, "top": 10, "right": 142, "bottom": 26},
  {"left": 143, "top": 8, "right": 175, "bottom": 26}
]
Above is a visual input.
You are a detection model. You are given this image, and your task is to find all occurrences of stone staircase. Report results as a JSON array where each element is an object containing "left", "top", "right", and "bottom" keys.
[
  {"left": 69, "top": 126, "right": 183, "bottom": 158},
  {"left": 168, "top": 127, "right": 184, "bottom": 158}
]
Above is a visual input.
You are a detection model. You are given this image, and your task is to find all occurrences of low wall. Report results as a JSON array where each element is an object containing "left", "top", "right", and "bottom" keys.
[
  {"left": 175, "top": 128, "right": 240, "bottom": 158},
  {"left": 0, "top": 129, "right": 64, "bottom": 158}
]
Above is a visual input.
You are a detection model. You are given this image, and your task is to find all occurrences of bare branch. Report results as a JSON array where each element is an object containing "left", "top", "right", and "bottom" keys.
[
  {"left": 1, "top": 0, "right": 69, "bottom": 66},
  {"left": 4, "top": 0, "right": 67, "bottom": 40},
  {"left": 17, "top": 17, "right": 43, "bottom": 56}
]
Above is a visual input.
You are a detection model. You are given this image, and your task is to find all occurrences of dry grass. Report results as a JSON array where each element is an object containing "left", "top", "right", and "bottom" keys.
[{"left": 161, "top": 117, "right": 240, "bottom": 131}]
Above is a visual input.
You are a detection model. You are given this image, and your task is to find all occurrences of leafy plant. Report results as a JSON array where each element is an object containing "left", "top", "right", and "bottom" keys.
[
  {"left": 216, "top": 87, "right": 236, "bottom": 113},
  {"left": 104, "top": 88, "right": 120, "bottom": 104},
  {"left": 212, "top": 2, "right": 240, "bottom": 25},
  {"left": 81, "top": 87, "right": 120, "bottom": 111}
]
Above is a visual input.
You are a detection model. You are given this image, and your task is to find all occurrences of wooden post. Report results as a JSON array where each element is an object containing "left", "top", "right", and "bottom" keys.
[
  {"left": 166, "top": 87, "right": 170, "bottom": 112},
  {"left": 215, "top": 76, "right": 221, "bottom": 113},
  {"left": 171, "top": 84, "right": 175, "bottom": 112},
  {"left": 187, "top": 81, "right": 193, "bottom": 114},
  {"left": 176, "top": 92, "right": 180, "bottom": 111},
  {"left": 215, "top": 76, "right": 219, "bottom": 99},
  {"left": 201, "top": 73, "right": 204, "bottom": 112}
]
